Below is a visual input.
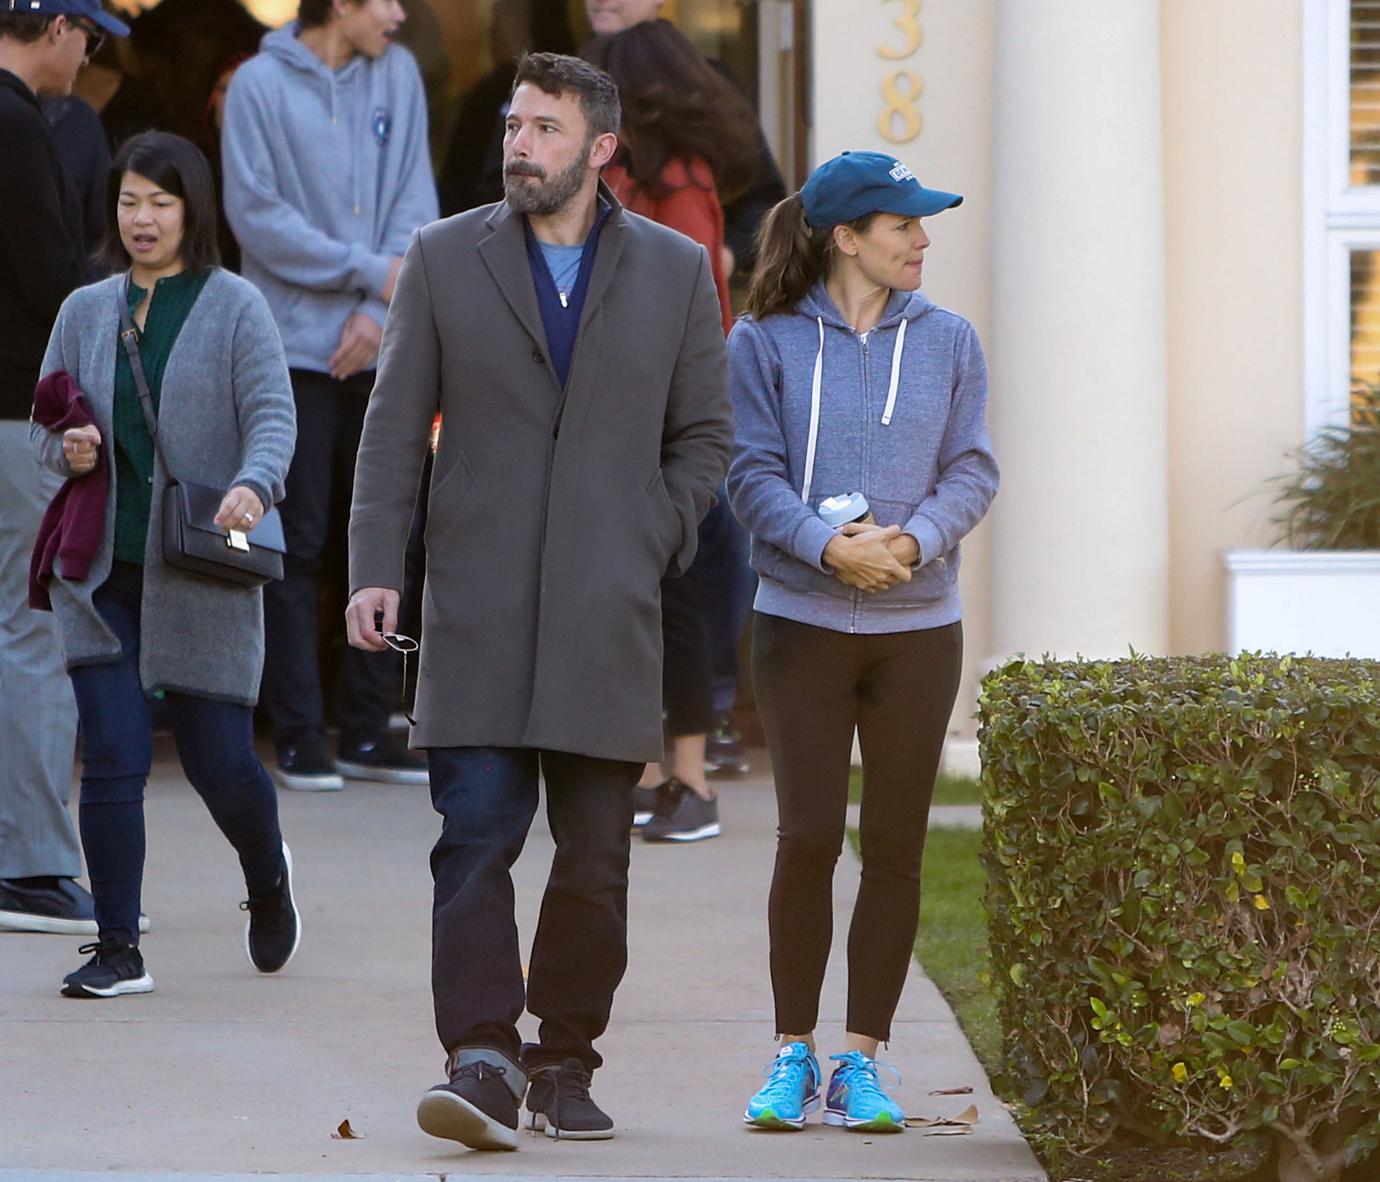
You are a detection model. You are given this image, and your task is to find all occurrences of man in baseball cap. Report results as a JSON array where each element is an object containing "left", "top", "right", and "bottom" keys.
[
  {"left": 6, "top": 0, "right": 128, "bottom": 38},
  {"left": 0, "top": 0, "right": 128, "bottom": 937},
  {"left": 799, "top": 149, "right": 962, "bottom": 228}
]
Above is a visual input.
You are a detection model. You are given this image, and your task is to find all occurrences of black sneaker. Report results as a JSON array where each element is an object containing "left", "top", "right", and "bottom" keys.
[
  {"left": 335, "top": 733, "right": 429, "bottom": 786},
  {"left": 60, "top": 935, "right": 155, "bottom": 998},
  {"left": 0, "top": 877, "right": 149, "bottom": 935},
  {"left": 631, "top": 783, "right": 665, "bottom": 829},
  {"left": 240, "top": 842, "right": 300, "bottom": 974},
  {"left": 0, "top": 876, "right": 96, "bottom": 935},
  {"left": 417, "top": 1048, "right": 524, "bottom": 1151},
  {"left": 642, "top": 781, "right": 720, "bottom": 843},
  {"left": 705, "top": 714, "right": 750, "bottom": 778},
  {"left": 525, "top": 1058, "right": 615, "bottom": 1140},
  {"left": 275, "top": 733, "right": 344, "bottom": 792}
]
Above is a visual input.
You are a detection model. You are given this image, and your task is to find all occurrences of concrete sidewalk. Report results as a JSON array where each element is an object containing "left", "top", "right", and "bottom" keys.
[{"left": 1, "top": 745, "right": 1042, "bottom": 1182}]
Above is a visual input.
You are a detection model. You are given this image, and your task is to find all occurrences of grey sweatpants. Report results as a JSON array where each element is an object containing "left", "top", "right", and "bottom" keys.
[{"left": 0, "top": 420, "right": 80, "bottom": 878}]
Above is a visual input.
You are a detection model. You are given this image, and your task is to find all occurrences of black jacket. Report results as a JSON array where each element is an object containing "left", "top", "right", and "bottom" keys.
[{"left": 0, "top": 70, "right": 88, "bottom": 419}]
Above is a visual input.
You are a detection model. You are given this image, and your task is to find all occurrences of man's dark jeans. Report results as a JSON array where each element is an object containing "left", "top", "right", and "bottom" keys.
[
  {"left": 261, "top": 368, "right": 399, "bottom": 748},
  {"left": 428, "top": 746, "right": 639, "bottom": 1073}
]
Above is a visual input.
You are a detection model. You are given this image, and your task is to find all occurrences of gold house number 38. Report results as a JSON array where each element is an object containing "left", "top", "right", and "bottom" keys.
[{"left": 877, "top": 0, "right": 923, "bottom": 144}]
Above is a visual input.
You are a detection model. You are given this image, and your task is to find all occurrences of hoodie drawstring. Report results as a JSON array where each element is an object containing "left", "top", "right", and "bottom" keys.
[
  {"left": 882, "top": 317, "right": 907, "bottom": 427},
  {"left": 802, "top": 317, "right": 825, "bottom": 504},
  {"left": 802, "top": 314, "right": 909, "bottom": 503}
]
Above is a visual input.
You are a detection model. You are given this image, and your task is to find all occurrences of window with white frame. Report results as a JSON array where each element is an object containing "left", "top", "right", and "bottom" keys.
[{"left": 1305, "top": 0, "right": 1380, "bottom": 434}]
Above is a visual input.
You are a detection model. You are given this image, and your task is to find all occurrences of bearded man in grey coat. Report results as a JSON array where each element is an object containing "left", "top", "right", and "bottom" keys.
[{"left": 346, "top": 52, "right": 731, "bottom": 1151}]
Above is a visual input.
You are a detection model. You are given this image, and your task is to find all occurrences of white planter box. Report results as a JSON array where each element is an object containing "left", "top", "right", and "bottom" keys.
[{"left": 1223, "top": 549, "right": 1380, "bottom": 658}]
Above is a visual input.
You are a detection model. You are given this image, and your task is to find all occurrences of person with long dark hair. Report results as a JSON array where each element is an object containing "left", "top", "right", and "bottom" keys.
[
  {"left": 729, "top": 152, "right": 998, "bottom": 1131},
  {"left": 584, "top": 18, "right": 757, "bottom": 841},
  {"left": 31, "top": 131, "right": 299, "bottom": 998}
]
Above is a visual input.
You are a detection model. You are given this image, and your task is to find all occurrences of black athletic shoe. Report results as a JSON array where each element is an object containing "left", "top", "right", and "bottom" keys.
[
  {"left": 0, "top": 877, "right": 151, "bottom": 936},
  {"left": 275, "top": 734, "right": 344, "bottom": 792},
  {"left": 705, "top": 714, "right": 750, "bottom": 778},
  {"left": 417, "top": 1049, "right": 524, "bottom": 1151},
  {"left": 60, "top": 936, "right": 154, "bottom": 999},
  {"left": 631, "top": 783, "right": 666, "bottom": 829},
  {"left": 642, "top": 781, "right": 720, "bottom": 843},
  {"left": 335, "top": 733, "right": 429, "bottom": 786},
  {"left": 240, "top": 843, "right": 300, "bottom": 974},
  {"left": 525, "top": 1059, "right": 615, "bottom": 1140}
]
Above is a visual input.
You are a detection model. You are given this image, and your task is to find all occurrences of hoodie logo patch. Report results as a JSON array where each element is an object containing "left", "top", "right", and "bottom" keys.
[{"left": 372, "top": 108, "right": 393, "bottom": 147}]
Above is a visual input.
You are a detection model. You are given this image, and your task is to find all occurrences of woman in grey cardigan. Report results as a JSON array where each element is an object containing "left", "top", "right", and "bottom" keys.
[{"left": 31, "top": 133, "right": 300, "bottom": 999}]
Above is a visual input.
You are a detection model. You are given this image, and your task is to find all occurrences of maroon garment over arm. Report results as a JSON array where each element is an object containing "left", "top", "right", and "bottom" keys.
[{"left": 29, "top": 369, "right": 109, "bottom": 610}]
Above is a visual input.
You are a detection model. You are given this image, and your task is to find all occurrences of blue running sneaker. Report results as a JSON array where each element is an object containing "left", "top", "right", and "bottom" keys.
[
  {"left": 743, "top": 1042, "right": 822, "bottom": 1130},
  {"left": 823, "top": 1050, "right": 906, "bottom": 1133}
]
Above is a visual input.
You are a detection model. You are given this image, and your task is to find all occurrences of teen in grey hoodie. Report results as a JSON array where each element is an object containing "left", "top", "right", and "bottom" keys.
[
  {"left": 220, "top": 2, "right": 438, "bottom": 792},
  {"left": 730, "top": 152, "right": 997, "bottom": 1134},
  {"left": 221, "top": 14, "right": 437, "bottom": 371}
]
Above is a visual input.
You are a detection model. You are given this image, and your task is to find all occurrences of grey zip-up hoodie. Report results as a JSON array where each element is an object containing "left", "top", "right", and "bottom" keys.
[
  {"left": 221, "top": 25, "right": 438, "bottom": 373},
  {"left": 727, "top": 280, "right": 998, "bottom": 634}
]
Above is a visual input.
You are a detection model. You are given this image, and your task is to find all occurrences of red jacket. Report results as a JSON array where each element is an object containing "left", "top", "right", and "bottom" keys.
[
  {"left": 29, "top": 370, "right": 108, "bottom": 610},
  {"left": 603, "top": 156, "right": 733, "bottom": 336}
]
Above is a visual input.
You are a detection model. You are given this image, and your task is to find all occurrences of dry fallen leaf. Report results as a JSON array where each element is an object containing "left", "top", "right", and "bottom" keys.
[
  {"left": 905, "top": 1103, "right": 980, "bottom": 1133},
  {"left": 332, "top": 1119, "right": 363, "bottom": 1140},
  {"left": 928, "top": 1085, "right": 974, "bottom": 1096}
]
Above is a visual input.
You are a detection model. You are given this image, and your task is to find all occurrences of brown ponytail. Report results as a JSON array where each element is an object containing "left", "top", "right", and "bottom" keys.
[
  {"left": 743, "top": 195, "right": 881, "bottom": 320},
  {"left": 743, "top": 195, "right": 829, "bottom": 320}
]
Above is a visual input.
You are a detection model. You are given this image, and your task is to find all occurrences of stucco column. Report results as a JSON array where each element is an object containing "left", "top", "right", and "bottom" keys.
[{"left": 988, "top": 0, "right": 1170, "bottom": 659}]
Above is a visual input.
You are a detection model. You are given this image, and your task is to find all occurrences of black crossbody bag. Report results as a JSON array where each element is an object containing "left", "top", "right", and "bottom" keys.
[{"left": 117, "top": 282, "right": 285, "bottom": 588}]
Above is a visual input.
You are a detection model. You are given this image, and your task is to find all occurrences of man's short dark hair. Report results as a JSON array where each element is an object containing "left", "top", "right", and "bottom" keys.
[
  {"left": 512, "top": 52, "right": 621, "bottom": 139},
  {"left": 0, "top": 14, "right": 54, "bottom": 43},
  {"left": 298, "top": 0, "right": 365, "bottom": 31},
  {"left": 101, "top": 132, "right": 222, "bottom": 274}
]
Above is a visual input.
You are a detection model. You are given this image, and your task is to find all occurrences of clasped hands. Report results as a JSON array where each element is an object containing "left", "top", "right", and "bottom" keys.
[
  {"left": 60, "top": 425, "right": 263, "bottom": 533},
  {"left": 823, "top": 522, "right": 919, "bottom": 593}
]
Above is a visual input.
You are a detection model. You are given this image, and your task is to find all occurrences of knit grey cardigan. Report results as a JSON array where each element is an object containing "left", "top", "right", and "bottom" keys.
[{"left": 30, "top": 269, "right": 296, "bottom": 706}]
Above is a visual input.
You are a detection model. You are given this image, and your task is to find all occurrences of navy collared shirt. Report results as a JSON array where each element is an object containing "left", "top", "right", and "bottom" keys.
[{"left": 522, "top": 199, "right": 613, "bottom": 389}]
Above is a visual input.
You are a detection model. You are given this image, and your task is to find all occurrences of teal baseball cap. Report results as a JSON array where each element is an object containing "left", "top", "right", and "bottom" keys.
[
  {"left": 800, "top": 151, "right": 961, "bottom": 229},
  {"left": 7, "top": 0, "right": 130, "bottom": 38}
]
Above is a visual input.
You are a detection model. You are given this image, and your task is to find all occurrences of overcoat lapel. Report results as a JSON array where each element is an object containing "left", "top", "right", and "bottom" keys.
[
  {"left": 577, "top": 184, "right": 627, "bottom": 335},
  {"left": 477, "top": 204, "right": 548, "bottom": 356}
]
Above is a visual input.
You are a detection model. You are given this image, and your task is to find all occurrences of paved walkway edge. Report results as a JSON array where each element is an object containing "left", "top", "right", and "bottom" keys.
[{"left": 0, "top": 1174, "right": 1032, "bottom": 1182}]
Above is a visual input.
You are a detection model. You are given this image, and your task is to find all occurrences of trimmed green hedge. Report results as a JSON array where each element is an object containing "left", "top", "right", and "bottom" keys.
[{"left": 978, "top": 655, "right": 1380, "bottom": 1182}]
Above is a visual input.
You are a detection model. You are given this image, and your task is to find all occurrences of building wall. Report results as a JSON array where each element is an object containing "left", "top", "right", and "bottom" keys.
[
  {"left": 1161, "top": 0, "right": 1305, "bottom": 654},
  {"left": 809, "top": 1, "right": 1309, "bottom": 735},
  {"left": 811, "top": 0, "right": 996, "bottom": 735}
]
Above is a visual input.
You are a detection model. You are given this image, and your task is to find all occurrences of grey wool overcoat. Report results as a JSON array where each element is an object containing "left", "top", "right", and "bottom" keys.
[
  {"left": 348, "top": 187, "right": 733, "bottom": 762},
  {"left": 31, "top": 269, "right": 296, "bottom": 706}
]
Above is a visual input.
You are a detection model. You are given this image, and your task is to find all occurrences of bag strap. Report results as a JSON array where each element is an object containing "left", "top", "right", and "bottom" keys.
[{"left": 117, "top": 277, "right": 176, "bottom": 484}]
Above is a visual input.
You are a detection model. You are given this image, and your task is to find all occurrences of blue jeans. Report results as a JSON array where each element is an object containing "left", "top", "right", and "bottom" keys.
[
  {"left": 427, "top": 746, "right": 639, "bottom": 1073},
  {"left": 697, "top": 490, "right": 755, "bottom": 716},
  {"left": 69, "top": 563, "right": 284, "bottom": 942}
]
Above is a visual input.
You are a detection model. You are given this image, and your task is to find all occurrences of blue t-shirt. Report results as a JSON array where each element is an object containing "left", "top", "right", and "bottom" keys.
[{"left": 538, "top": 240, "right": 584, "bottom": 306}]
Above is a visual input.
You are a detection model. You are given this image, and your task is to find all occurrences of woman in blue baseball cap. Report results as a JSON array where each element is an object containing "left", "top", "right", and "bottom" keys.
[{"left": 727, "top": 151, "right": 999, "bottom": 1132}]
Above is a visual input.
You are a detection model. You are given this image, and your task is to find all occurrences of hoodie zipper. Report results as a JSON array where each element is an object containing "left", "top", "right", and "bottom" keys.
[{"left": 850, "top": 332, "right": 871, "bottom": 634}]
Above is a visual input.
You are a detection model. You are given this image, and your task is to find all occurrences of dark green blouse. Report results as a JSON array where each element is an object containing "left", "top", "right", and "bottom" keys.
[{"left": 112, "top": 269, "right": 210, "bottom": 565}]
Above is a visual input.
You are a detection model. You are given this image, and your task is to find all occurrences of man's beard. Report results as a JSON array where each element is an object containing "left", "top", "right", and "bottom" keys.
[{"left": 503, "top": 152, "right": 589, "bottom": 216}]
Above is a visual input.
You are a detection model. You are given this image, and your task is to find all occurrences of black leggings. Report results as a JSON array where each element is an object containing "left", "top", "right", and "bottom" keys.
[{"left": 752, "top": 612, "right": 963, "bottom": 1041}]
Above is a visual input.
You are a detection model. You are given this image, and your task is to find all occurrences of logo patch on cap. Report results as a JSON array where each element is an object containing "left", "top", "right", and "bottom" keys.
[{"left": 889, "top": 162, "right": 916, "bottom": 183}]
